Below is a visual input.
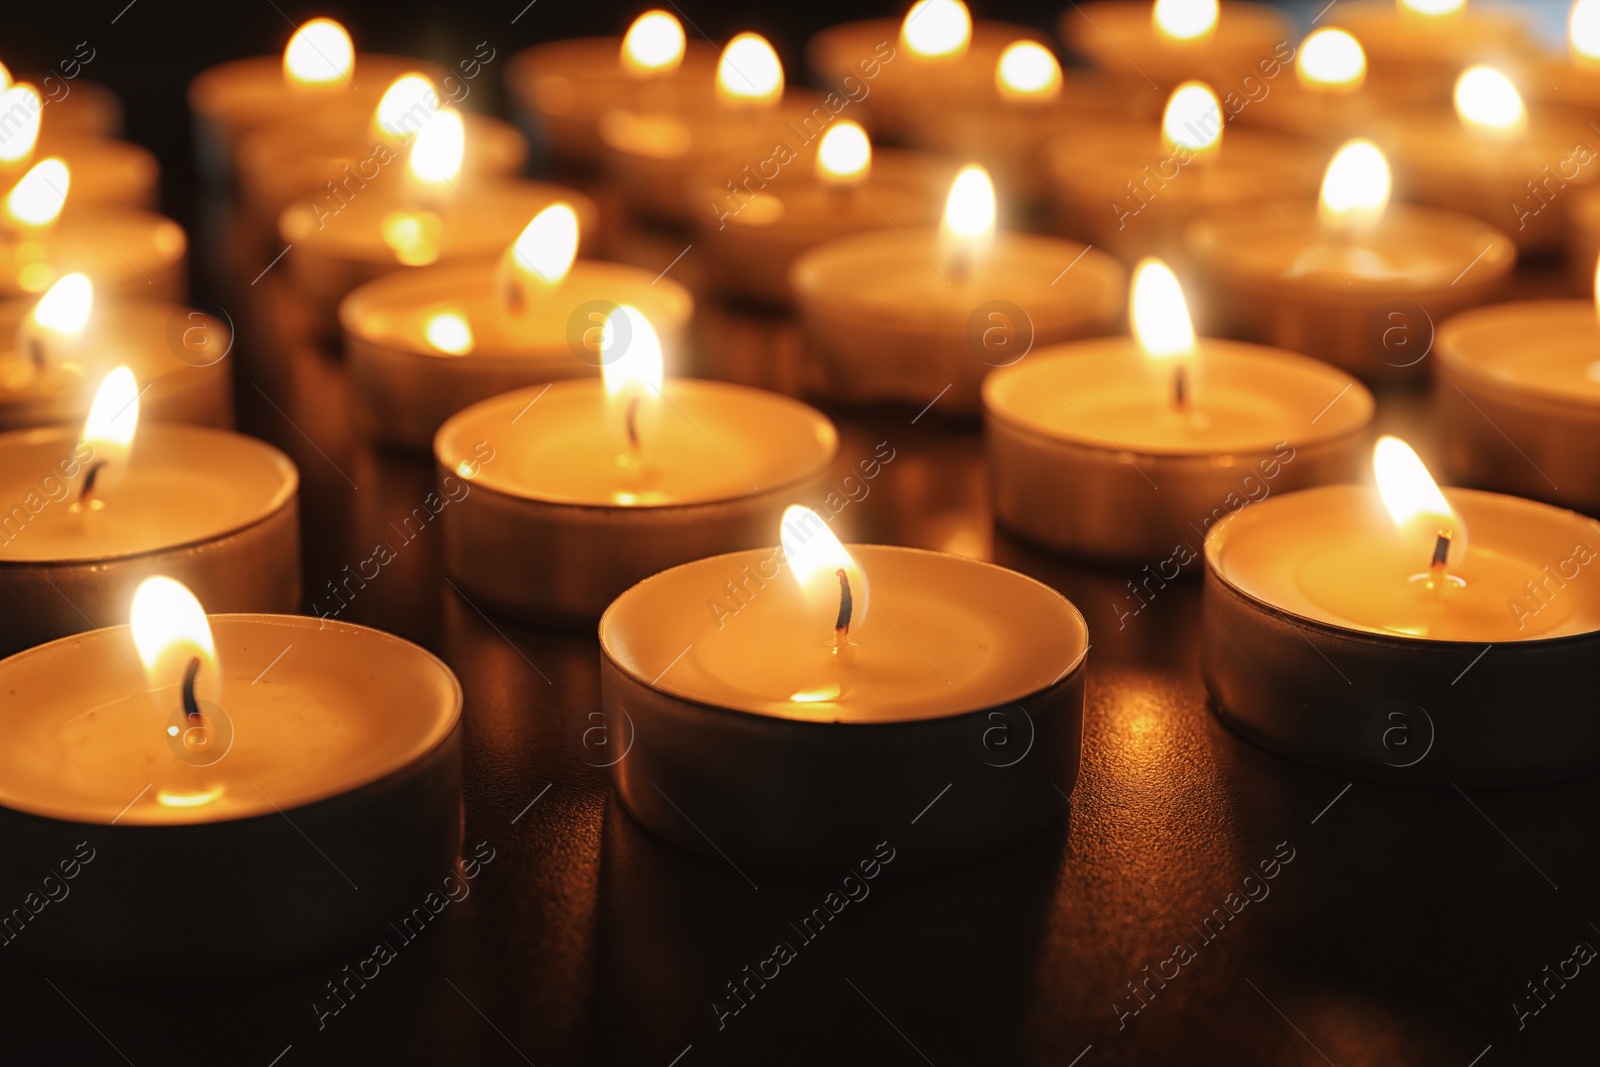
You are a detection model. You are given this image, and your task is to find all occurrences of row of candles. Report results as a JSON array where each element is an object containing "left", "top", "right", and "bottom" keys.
[{"left": 2, "top": 1, "right": 1599, "bottom": 975}]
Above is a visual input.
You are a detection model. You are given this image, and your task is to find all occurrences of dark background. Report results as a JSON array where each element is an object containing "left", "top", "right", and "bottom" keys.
[{"left": 2, "top": 2, "right": 1598, "bottom": 1066}]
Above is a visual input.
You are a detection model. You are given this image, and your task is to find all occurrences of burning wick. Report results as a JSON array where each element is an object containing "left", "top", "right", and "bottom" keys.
[
  {"left": 624, "top": 395, "right": 642, "bottom": 454},
  {"left": 1172, "top": 365, "right": 1190, "bottom": 413},
  {"left": 834, "top": 566, "right": 853, "bottom": 651},
  {"left": 77, "top": 460, "right": 104, "bottom": 505},
  {"left": 27, "top": 334, "right": 44, "bottom": 375},
  {"left": 181, "top": 656, "right": 203, "bottom": 721},
  {"left": 1430, "top": 530, "right": 1452, "bottom": 580}
]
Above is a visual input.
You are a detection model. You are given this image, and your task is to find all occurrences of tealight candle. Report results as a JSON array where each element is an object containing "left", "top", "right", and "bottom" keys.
[
  {"left": 0, "top": 369, "right": 299, "bottom": 655},
  {"left": 188, "top": 17, "right": 444, "bottom": 184},
  {"left": 1237, "top": 27, "right": 1434, "bottom": 143},
  {"left": 342, "top": 203, "right": 693, "bottom": 449},
  {"left": 895, "top": 40, "right": 1162, "bottom": 208},
  {"left": 1204, "top": 436, "right": 1600, "bottom": 785},
  {"left": 506, "top": 10, "right": 719, "bottom": 169},
  {"left": 1435, "top": 267, "right": 1600, "bottom": 515},
  {"left": 0, "top": 82, "right": 156, "bottom": 208},
  {"left": 0, "top": 159, "right": 187, "bottom": 299},
  {"left": 436, "top": 308, "right": 838, "bottom": 624},
  {"left": 984, "top": 259, "right": 1373, "bottom": 563},
  {"left": 600, "top": 32, "right": 853, "bottom": 224},
  {"left": 806, "top": 0, "right": 1043, "bottom": 142},
  {"left": 1532, "top": 0, "right": 1600, "bottom": 111},
  {"left": 0, "top": 275, "right": 232, "bottom": 432},
  {"left": 3, "top": 59, "right": 122, "bottom": 138},
  {"left": 792, "top": 164, "right": 1124, "bottom": 414},
  {"left": 1059, "top": 0, "right": 1292, "bottom": 91},
  {"left": 1184, "top": 139, "right": 1515, "bottom": 379},
  {"left": 1326, "top": 0, "right": 1535, "bottom": 100},
  {"left": 688, "top": 122, "right": 953, "bottom": 306},
  {"left": 1373, "top": 65, "right": 1598, "bottom": 254},
  {"left": 235, "top": 72, "right": 528, "bottom": 235},
  {"left": 0, "top": 577, "right": 462, "bottom": 977},
  {"left": 1042, "top": 80, "right": 1322, "bottom": 263},
  {"left": 599, "top": 509, "right": 1089, "bottom": 871},
  {"left": 278, "top": 114, "right": 598, "bottom": 335}
]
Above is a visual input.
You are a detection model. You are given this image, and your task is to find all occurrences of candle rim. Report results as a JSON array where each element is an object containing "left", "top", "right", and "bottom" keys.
[
  {"left": 1435, "top": 299, "right": 1600, "bottom": 409},
  {"left": 1205, "top": 482, "right": 1600, "bottom": 644},
  {"left": 0, "top": 613, "right": 462, "bottom": 826},
  {"left": 599, "top": 542, "right": 1090, "bottom": 723}
]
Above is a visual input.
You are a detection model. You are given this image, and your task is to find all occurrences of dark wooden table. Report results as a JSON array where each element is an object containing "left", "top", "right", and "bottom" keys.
[{"left": 2, "top": 159, "right": 1595, "bottom": 1067}]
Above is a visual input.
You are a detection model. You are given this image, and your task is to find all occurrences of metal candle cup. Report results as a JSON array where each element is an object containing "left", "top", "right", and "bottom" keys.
[
  {"left": 599, "top": 544, "right": 1088, "bottom": 873},
  {"left": 1058, "top": 1, "right": 1292, "bottom": 91},
  {"left": 0, "top": 209, "right": 187, "bottom": 301},
  {"left": 0, "top": 615, "right": 461, "bottom": 979},
  {"left": 984, "top": 340, "right": 1373, "bottom": 563},
  {"left": 436, "top": 380, "right": 838, "bottom": 625},
  {"left": 0, "top": 424, "right": 299, "bottom": 655},
  {"left": 1203, "top": 484, "right": 1600, "bottom": 785}
]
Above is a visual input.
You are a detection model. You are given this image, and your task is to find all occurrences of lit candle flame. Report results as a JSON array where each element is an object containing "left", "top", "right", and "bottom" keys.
[
  {"left": 940, "top": 164, "right": 996, "bottom": 280},
  {"left": 996, "top": 41, "right": 1063, "bottom": 102},
  {"left": 716, "top": 33, "right": 784, "bottom": 107},
  {"left": 816, "top": 121, "right": 871, "bottom": 185},
  {"left": 1399, "top": 0, "right": 1464, "bottom": 16},
  {"left": 1161, "top": 81, "right": 1224, "bottom": 159},
  {"left": 600, "top": 305, "right": 664, "bottom": 458},
  {"left": 1374, "top": 436, "right": 1467, "bottom": 571},
  {"left": 379, "top": 211, "right": 443, "bottom": 266},
  {"left": 5, "top": 157, "right": 69, "bottom": 231},
  {"left": 1131, "top": 258, "right": 1196, "bottom": 411},
  {"left": 131, "top": 577, "right": 219, "bottom": 728},
  {"left": 1296, "top": 28, "right": 1366, "bottom": 91},
  {"left": 283, "top": 18, "right": 354, "bottom": 86},
  {"left": 374, "top": 74, "right": 440, "bottom": 142},
  {"left": 0, "top": 84, "right": 42, "bottom": 165},
  {"left": 407, "top": 108, "right": 465, "bottom": 185},
  {"left": 780, "top": 504, "right": 869, "bottom": 645},
  {"left": 902, "top": 0, "right": 973, "bottom": 59},
  {"left": 622, "top": 10, "right": 687, "bottom": 76},
  {"left": 31, "top": 272, "right": 93, "bottom": 339},
  {"left": 501, "top": 203, "right": 580, "bottom": 314},
  {"left": 1154, "top": 0, "right": 1220, "bottom": 42},
  {"left": 0, "top": 62, "right": 10, "bottom": 90},
  {"left": 1318, "top": 139, "right": 1390, "bottom": 234},
  {"left": 79, "top": 365, "right": 139, "bottom": 505},
  {"left": 1454, "top": 66, "right": 1526, "bottom": 135},
  {"left": 1573, "top": 0, "right": 1600, "bottom": 65},
  {"left": 424, "top": 311, "right": 473, "bottom": 354}
]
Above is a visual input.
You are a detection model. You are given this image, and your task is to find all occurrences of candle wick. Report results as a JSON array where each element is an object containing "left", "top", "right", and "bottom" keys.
[
  {"left": 502, "top": 275, "right": 526, "bottom": 317},
  {"left": 27, "top": 333, "right": 45, "bottom": 376},
  {"left": 77, "top": 460, "right": 104, "bottom": 505},
  {"left": 181, "top": 656, "right": 203, "bottom": 722},
  {"left": 1430, "top": 529, "right": 1452, "bottom": 577},
  {"left": 624, "top": 395, "right": 642, "bottom": 454},
  {"left": 834, "top": 567, "right": 853, "bottom": 651},
  {"left": 1172, "top": 364, "right": 1190, "bottom": 413}
]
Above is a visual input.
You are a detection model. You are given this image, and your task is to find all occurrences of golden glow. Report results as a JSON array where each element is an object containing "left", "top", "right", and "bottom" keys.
[
  {"left": 156, "top": 786, "right": 225, "bottom": 808},
  {"left": 82, "top": 365, "right": 139, "bottom": 463},
  {"left": 1130, "top": 258, "right": 1195, "bottom": 361},
  {"left": 379, "top": 211, "right": 443, "bottom": 266},
  {"left": 600, "top": 305, "right": 664, "bottom": 399},
  {"left": 996, "top": 41, "right": 1063, "bottom": 102},
  {"left": 1318, "top": 139, "right": 1391, "bottom": 232},
  {"left": 0, "top": 85, "right": 42, "bottom": 164},
  {"left": 1454, "top": 66, "right": 1526, "bottom": 134},
  {"left": 780, "top": 505, "right": 870, "bottom": 632},
  {"left": 816, "top": 121, "right": 872, "bottom": 184},
  {"left": 1154, "top": 0, "right": 1220, "bottom": 42},
  {"left": 716, "top": 33, "right": 784, "bottom": 107},
  {"left": 1161, "top": 82, "right": 1223, "bottom": 158},
  {"left": 6, "top": 157, "right": 69, "bottom": 229},
  {"left": 0, "top": 62, "right": 10, "bottom": 90},
  {"left": 941, "top": 163, "right": 997, "bottom": 248},
  {"left": 424, "top": 311, "right": 473, "bottom": 354},
  {"left": 31, "top": 273, "right": 93, "bottom": 338},
  {"left": 902, "top": 0, "right": 973, "bottom": 59},
  {"left": 131, "top": 576, "right": 217, "bottom": 695},
  {"left": 508, "top": 203, "right": 580, "bottom": 288},
  {"left": 407, "top": 108, "right": 465, "bottom": 184},
  {"left": 374, "top": 74, "right": 439, "bottom": 140},
  {"left": 1297, "top": 28, "right": 1366, "bottom": 91},
  {"left": 1572, "top": 0, "right": 1600, "bottom": 64},
  {"left": 283, "top": 18, "right": 354, "bottom": 85},
  {"left": 622, "top": 10, "right": 687, "bottom": 76},
  {"left": 1399, "top": 0, "right": 1465, "bottom": 15},
  {"left": 1375, "top": 436, "right": 1466, "bottom": 558}
]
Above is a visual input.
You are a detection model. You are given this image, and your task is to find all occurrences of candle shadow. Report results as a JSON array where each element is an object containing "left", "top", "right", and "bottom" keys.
[{"left": 590, "top": 789, "right": 1070, "bottom": 1066}]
